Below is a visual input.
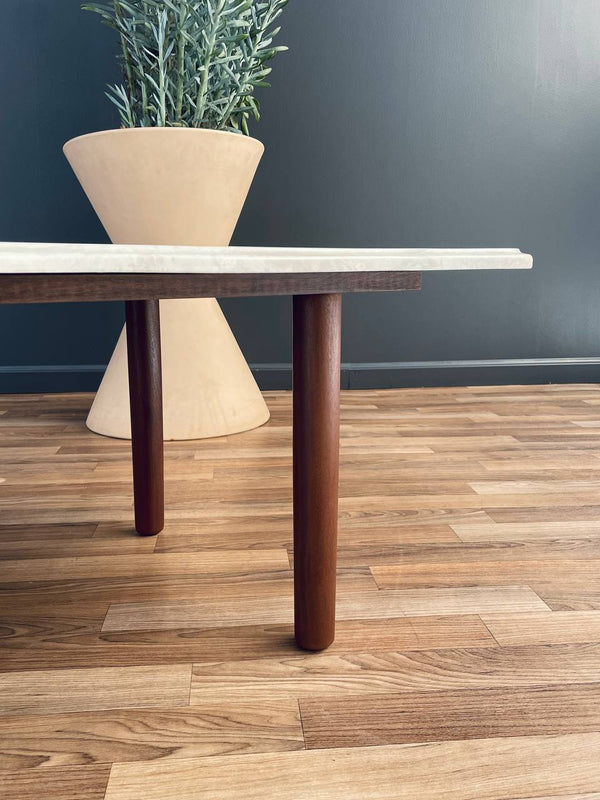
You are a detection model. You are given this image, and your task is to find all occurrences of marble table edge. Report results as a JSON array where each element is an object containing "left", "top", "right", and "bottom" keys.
[{"left": 0, "top": 243, "right": 533, "bottom": 274}]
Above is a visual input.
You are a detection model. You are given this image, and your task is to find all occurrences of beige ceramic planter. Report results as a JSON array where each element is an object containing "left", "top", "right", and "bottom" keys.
[{"left": 63, "top": 128, "right": 270, "bottom": 440}]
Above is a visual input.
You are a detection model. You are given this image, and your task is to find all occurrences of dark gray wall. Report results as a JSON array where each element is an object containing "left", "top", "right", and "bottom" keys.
[{"left": 1, "top": 0, "right": 600, "bottom": 392}]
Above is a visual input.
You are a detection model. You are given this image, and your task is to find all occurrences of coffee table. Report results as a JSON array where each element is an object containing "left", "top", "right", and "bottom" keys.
[{"left": 0, "top": 242, "right": 532, "bottom": 650}]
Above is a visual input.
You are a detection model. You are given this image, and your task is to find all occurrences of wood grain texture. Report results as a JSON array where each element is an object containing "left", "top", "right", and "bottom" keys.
[
  {"left": 0, "top": 616, "right": 495, "bottom": 673},
  {"left": 0, "top": 568, "right": 374, "bottom": 615},
  {"left": 0, "top": 665, "right": 191, "bottom": 716},
  {"left": 292, "top": 293, "right": 341, "bottom": 650},
  {"left": 0, "top": 701, "right": 302, "bottom": 770},
  {"left": 370, "top": 585, "right": 548, "bottom": 614},
  {"left": 3, "top": 385, "right": 600, "bottom": 800},
  {"left": 153, "top": 522, "right": 460, "bottom": 552},
  {"left": 510, "top": 796, "right": 600, "bottom": 800},
  {"left": 335, "top": 538, "right": 600, "bottom": 568},
  {"left": 300, "top": 684, "right": 600, "bottom": 749},
  {"left": 125, "top": 299, "right": 164, "bottom": 536},
  {"left": 0, "top": 550, "right": 289, "bottom": 582},
  {"left": 452, "top": 520, "right": 600, "bottom": 541},
  {"left": 0, "top": 534, "right": 155, "bottom": 560},
  {"left": 0, "top": 765, "right": 111, "bottom": 800},
  {"left": 102, "top": 585, "right": 546, "bottom": 632},
  {"left": 511, "top": 797, "right": 600, "bottom": 800},
  {"left": 0, "top": 270, "right": 421, "bottom": 304},
  {"left": 481, "top": 611, "right": 600, "bottom": 645},
  {"left": 371, "top": 560, "right": 600, "bottom": 591},
  {"left": 190, "top": 643, "right": 600, "bottom": 703},
  {"left": 0, "top": 522, "right": 97, "bottom": 541},
  {"left": 104, "top": 733, "right": 600, "bottom": 800}
]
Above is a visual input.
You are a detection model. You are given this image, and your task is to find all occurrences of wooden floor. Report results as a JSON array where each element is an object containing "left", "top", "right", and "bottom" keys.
[{"left": 1, "top": 385, "right": 600, "bottom": 799}]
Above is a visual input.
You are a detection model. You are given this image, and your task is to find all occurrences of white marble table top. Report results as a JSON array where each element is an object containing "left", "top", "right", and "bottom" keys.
[{"left": 0, "top": 242, "right": 532, "bottom": 275}]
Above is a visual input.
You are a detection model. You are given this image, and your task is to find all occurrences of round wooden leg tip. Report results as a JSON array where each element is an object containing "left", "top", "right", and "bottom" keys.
[
  {"left": 295, "top": 635, "right": 335, "bottom": 652},
  {"left": 135, "top": 524, "right": 164, "bottom": 536}
]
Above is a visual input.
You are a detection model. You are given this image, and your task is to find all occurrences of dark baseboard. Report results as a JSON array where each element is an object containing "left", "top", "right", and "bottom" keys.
[
  {"left": 1, "top": 358, "right": 599, "bottom": 394},
  {"left": 342, "top": 357, "right": 600, "bottom": 391},
  {"left": 253, "top": 358, "right": 600, "bottom": 390}
]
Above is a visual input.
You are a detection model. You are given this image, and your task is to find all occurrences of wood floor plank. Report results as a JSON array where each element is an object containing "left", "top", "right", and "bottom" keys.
[
  {"left": 0, "top": 615, "right": 495, "bottom": 672},
  {"left": 481, "top": 611, "right": 600, "bottom": 645},
  {"left": 338, "top": 492, "right": 600, "bottom": 511},
  {"left": 480, "top": 455, "right": 600, "bottom": 471},
  {"left": 0, "top": 568, "right": 375, "bottom": 610},
  {"left": 218, "top": 458, "right": 600, "bottom": 480},
  {"left": 0, "top": 664, "right": 192, "bottom": 716},
  {"left": 0, "top": 701, "right": 302, "bottom": 770},
  {"left": 0, "top": 535, "right": 156, "bottom": 560},
  {"left": 103, "top": 733, "right": 600, "bottom": 800},
  {"left": 489, "top": 505, "right": 600, "bottom": 523},
  {"left": 154, "top": 522, "right": 460, "bottom": 552},
  {"left": 513, "top": 796, "right": 600, "bottom": 800},
  {"left": 102, "top": 585, "right": 546, "bottom": 632},
  {"left": 300, "top": 684, "right": 600, "bottom": 749},
  {"left": 92, "top": 461, "right": 214, "bottom": 480},
  {"left": 534, "top": 589, "right": 600, "bottom": 612},
  {"left": 403, "top": 613, "right": 496, "bottom": 649},
  {"left": 0, "top": 764, "right": 111, "bottom": 800},
  {"left": 335, "top": 539, "right": 600, "bottom": 568},
  {"left": 0, "top": 446, "right": 60, "bottom": 461},
  {"left": 511, "top": 795, "right": 600, "bottom": 800},
  {"left": 368, "top": 586, "right": 549, "bottom": 615},
  {"left": 101, "top": 589, "right": 408, "bottom": 631},
  {"left": 470, "top": 480, "right": 600, "bottom": 495},
  {"left": 371, "top": 560, "right": 600, "bottom": 592},
  {"left": 452, "top": 520, "right": 600, "bottom": 541},
  {"left": 0, "top": 602, "right": 110, "bottom": 669},
  {"left": 190, "top": 643, "right": 600, "bottom": 703},
  {"left": 2, "top": 469, "right": 98, "bottom": 488},
  {"left": 339, "top": 508, "right": 493, "bottom": 529},
  {"left": 0, "top": 522, "right": 97, "bottom": 542},
  {"left": 0, "top": 550, "right": 289, "bottom": 583}
]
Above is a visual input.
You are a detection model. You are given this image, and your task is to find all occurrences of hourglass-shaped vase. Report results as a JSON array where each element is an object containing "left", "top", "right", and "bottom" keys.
[{"left": 64, "top": 127, "right": 270, "bottom": 440}]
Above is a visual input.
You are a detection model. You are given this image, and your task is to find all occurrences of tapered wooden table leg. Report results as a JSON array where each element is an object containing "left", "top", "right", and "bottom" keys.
[
  {"left": 293, "top": 293, "right": 342, "bottom": 651},
  {"left": 125, "top": 300, "right": 164, "bottom": 536}
]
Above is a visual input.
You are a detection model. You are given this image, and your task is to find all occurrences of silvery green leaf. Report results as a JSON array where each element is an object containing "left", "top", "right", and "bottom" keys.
[{"left": 83, "top": 0, "right": 288, "bottom": 132}]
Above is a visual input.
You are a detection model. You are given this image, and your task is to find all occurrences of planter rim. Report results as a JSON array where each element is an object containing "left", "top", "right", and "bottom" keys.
[{"left": 63, "top": 126, "right": 264, "bottom": 155}]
